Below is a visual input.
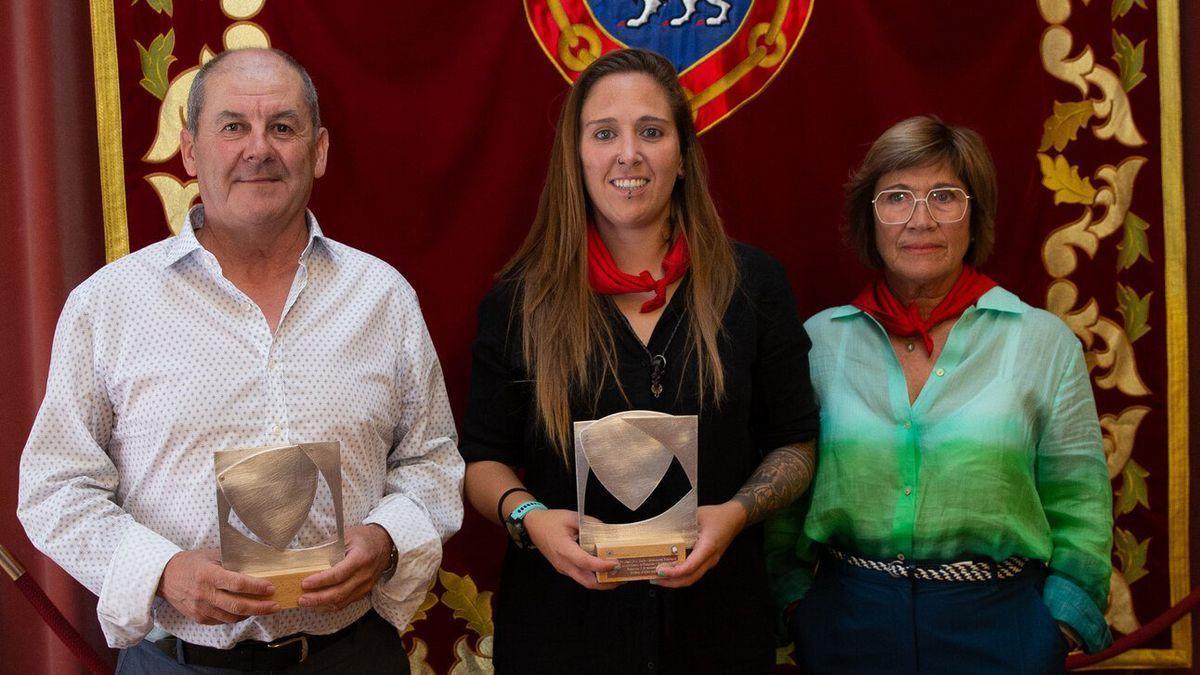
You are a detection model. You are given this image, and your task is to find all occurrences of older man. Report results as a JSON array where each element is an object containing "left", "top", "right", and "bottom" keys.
[{"left": 17, "top": 48, "right": 462, "bottom": 673}]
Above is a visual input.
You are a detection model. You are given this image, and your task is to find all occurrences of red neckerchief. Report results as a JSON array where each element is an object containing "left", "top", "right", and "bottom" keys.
[
  {"left": 851, "top": 266, "right": 997, "bottom": 354},
  {"left": 587, "top": 225, "right": 690, "bottom": 313}
]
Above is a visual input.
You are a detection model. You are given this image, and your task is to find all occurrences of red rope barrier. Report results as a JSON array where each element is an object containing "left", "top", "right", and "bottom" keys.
[
  {"left": 1067, "top": 587, "right": 1200, "bottom": 669},
  {"left": 2, "top": 545, "right": 113, "bottom": 675}
]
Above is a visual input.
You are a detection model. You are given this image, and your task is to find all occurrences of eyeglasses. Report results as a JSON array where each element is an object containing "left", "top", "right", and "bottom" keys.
[{"left": 872, "top": 187, "right": 972, "bottom": 225}]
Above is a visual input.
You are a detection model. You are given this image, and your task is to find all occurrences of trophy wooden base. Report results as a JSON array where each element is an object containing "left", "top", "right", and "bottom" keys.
[
  {"left": 244, "top": 564, "right": 330, "bottom": 609},
  {"left": 595, "top": 542, "right": 686, "bottom": 582}
]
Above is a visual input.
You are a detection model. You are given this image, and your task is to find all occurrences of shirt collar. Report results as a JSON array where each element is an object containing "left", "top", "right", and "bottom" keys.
[
  {"left": 161, "top": 205, "right": 333, "bottom": 268},
  {"left": 830, "top": 285, "right": 1025, "bottom": 319}
]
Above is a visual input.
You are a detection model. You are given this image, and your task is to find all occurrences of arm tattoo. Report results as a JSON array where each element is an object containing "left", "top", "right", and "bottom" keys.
[{"left": 732, "top": 440, "right": 816, "bottom": 526}]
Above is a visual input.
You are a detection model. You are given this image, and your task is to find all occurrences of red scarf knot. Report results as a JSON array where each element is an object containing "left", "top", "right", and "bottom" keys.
[
  {"left": 851, "top": 266, "right": 997, "bottom": 354},
  {"left": 587, "top": 225, "right": 691, "bottom": 313}
]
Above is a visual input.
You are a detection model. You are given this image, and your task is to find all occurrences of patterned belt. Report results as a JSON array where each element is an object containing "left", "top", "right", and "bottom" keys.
[{"left": 829, "top": 548, "right": 1029, "bottom": 582}]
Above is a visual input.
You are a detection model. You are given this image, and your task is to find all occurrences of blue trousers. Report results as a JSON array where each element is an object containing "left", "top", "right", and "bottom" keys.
[{"left": 789, "top": 557, "right": 1068, "bottom": 675}]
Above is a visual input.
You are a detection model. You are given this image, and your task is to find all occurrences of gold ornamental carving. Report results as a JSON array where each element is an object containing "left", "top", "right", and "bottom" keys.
[{"left": 1036, "top": 0, "right": 1189, "bottom": 668}]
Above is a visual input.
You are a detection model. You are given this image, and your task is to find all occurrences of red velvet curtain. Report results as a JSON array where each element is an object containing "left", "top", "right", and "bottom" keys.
[
  {"left": 1, "top": 2, "right": 1197, "bottom": 673},
  {"left": 0, "top": 2, "right": 110, "bottom": 673}
]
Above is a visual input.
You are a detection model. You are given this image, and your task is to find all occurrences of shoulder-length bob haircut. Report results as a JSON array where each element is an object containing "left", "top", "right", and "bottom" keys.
[
  {"left": 844, "top": 115, "right": 998, "bottom": 269},
  {"left": 500, "top": 48, "right": 737, "bottom": 460}
]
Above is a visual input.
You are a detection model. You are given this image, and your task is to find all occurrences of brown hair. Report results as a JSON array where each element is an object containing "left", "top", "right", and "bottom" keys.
[
  {"left": 844, "top": 115, "right": 997, "bottom": 269},
  {"left": 500, "top": 48, "right": 737, "bottom": 460}
]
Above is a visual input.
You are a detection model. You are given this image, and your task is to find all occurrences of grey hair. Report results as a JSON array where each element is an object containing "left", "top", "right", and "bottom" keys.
[{"left": 186, "top": 48, "right": 321, "bottom": 136}]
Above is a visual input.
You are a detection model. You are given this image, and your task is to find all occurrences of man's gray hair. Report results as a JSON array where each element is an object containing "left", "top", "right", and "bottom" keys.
[{"left": 186, "top": 48, "right": 321, "bottom": 136}]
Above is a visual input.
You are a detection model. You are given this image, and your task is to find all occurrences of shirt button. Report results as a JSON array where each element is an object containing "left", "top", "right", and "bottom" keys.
[
  {"left": 904, "top": 487, "right": 912, "bottom": 496},
  {"left": 647, "top": 662, "right": 656, "bottom": 671},
  {"left": 897, "top": 553, "right": 905, "bottom": 561},
  {"left": 935, "top": 368, "right": 946, "bottom": 377},
  {"left": 272, "top": 425, "right": 282, "bottom": 436},
  {"left": 648, "top": 588, "right": 656, "bottom": 598},
  {"left": 903, "top": 420, "right": 912, "bottom": 429}
]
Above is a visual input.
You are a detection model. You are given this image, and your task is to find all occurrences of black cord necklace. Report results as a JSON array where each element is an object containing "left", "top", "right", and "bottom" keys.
[{"left": 618, "top": 309, "right": 686, "bottom": 398}]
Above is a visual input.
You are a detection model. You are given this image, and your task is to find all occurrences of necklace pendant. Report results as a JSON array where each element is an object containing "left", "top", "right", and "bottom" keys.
[
  {"left": 651, "top": 382, "right": 663, "bottom": 398},
  {"left": 905, "top": 341, "right": 915, "bottom": 352}
]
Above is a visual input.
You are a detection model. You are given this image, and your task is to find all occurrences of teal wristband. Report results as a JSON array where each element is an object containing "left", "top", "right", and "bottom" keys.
[
  {"left": 505, "top": 500, "right": 548, "bottom": 549},
  {"left": 508, "top": 500, "right": 548, "bottom": 520}
]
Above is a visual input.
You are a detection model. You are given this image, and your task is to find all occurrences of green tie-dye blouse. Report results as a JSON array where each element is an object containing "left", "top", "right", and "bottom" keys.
[{"left": 766, "top": 287, "right": 1113, "bottom": 653}]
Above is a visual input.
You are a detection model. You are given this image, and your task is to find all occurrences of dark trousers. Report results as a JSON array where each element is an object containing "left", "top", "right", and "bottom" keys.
[
  {"left": 116, "top": 611, "right": 411, "bottom": 675},
  {"left": 789, "top": 558, "right": 1068, "bottom": 675}
]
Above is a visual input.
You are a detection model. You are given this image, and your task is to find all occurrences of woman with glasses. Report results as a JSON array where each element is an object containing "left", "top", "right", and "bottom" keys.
[{"left": 765, "top": 115, "right": 1113, "bottom": 673}]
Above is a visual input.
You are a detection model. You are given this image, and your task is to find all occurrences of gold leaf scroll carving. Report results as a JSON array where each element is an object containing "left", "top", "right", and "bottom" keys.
[
  {"left": 1108, "top": 569, "right": 1142, "bottom": 635},
  {"left": 144, "top": 173, "right": 199, "bottom": 235},
  {"left": 142, "top": 47, "right": 214, "bottom": 164},
  {"left": 1089, "top": 318, "right": 1150, "bottom": 395},
  {"left": 438, "top": 570, "right": 494, "bottom": 637},
  {"left": 1040, "top": 100, "right": 1095, "bottom": 152},
  {"left": 1041, "top": 25, "right": 1093, "bottom": 94},
  {"left": 1040, "top": 25, "right": 1145, "bottom": 148},
  {"left": 1045, "top": 281, "right": 1151, "bottom": 396},
  {"left": 1041, "top": 156, "right": 1146, "bottom": 277},
  {"left": 406, "top": 638, "right": 437, "bottom": 675},
  {"left": 1102, "top": 406, "right": 1151, "bottom": 478},
  {"left": 1036, "top": 0, "right": 1072, "bottom": 26},
  {"left": 1086, "top": 63, "right": 1146, "bottom": 146},
  {"left": 1038, "top": 153, "right": 1097, "bottom": 205},
  {"left": 449, "top": 635, "right": 494, "bottom": 675},
  {"left": 223, "top": 22, "right": 272, "bottom": 52},
  {"left": 221, "top": 0, "right": 266, "bottom": 20}
]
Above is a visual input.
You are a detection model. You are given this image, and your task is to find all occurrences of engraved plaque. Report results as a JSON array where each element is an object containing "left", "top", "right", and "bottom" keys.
[
  {"left": 215, "top": 442, "right": 345, "bottom": 608},
  {"left": 596, "top": 542, "right": 686, "bottom": 583},
  {"left": 574, "top": 411, "right": 698, "bottom": 581}
]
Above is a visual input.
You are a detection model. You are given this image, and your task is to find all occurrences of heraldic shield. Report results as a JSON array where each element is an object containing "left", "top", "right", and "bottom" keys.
[{"left": 524, "top": 0, "right": 813, "bottom": 133}]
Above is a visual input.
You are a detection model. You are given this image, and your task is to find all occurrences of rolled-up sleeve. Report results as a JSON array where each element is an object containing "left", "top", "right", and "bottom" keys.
[
  {"left": 1036, "top": 340, "right": 1113, "bottom": 653},
  {"left": 365, "top": 291, "right": 465, "bottom": 629}
]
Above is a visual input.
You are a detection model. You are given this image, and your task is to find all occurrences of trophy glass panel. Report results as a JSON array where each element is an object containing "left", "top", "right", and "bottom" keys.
[
  {"left": 214, "top": 442, "right": 345, "bottom": 607},
  {"left": 574, "top": 411, "right": 698, "bottom": 581}
]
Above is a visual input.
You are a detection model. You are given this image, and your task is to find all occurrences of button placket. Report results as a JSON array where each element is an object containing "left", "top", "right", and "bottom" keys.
[{"left": 266, "top": 337, "right": 288, "bottom": 442}]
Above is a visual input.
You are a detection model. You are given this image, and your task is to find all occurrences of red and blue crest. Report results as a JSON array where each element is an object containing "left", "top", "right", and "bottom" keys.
[{"left": 525, "top": 0, "right": 813, "bottom": 133}]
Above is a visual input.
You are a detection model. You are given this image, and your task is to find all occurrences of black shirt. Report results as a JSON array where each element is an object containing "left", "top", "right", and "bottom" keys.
[{"left": 460, "top": 244, "right": 819, "bottom": 674}]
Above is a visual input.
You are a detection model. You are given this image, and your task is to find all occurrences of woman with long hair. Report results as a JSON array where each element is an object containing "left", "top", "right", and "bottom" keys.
[{"left": 459, "top": 48, "right": 819, "bottom": 673}]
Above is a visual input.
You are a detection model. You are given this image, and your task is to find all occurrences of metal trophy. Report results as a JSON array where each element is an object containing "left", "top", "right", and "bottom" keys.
[
  {"left": 214, "top": 442, "right": 345, "bottom": 608},
  {"left": 574, "top": 411, "right": 698, "bottom": 582}
]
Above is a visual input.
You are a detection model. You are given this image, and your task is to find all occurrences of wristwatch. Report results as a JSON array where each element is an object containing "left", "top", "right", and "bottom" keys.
[
  {"left": 505, "top": 500, "right": 548, "bottom": 549},
  {"left": 381, "top": 542, "right": 399, "bottom": 581}
]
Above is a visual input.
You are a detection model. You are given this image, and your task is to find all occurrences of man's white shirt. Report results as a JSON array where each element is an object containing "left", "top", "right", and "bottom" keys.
[{"left": 18, "top": 207, "right": 464, "bottom": 648}]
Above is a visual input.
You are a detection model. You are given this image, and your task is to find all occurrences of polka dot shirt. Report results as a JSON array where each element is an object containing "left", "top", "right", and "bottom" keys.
[{"left": 17, "top": 207, "right": 464, "bottom": 649}]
